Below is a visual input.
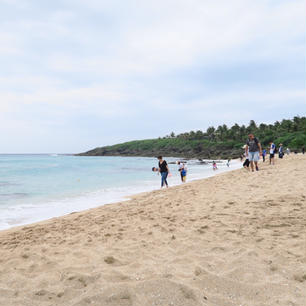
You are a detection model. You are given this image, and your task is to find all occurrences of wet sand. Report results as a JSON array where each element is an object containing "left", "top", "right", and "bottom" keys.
[{"left": 0, "top": 154, "right": 305, "bottom": 306}]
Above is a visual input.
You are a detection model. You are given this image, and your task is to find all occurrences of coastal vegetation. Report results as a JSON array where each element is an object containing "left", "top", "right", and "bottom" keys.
[{"left": 78, "top": 116, "right": 306, "bottom": 159}]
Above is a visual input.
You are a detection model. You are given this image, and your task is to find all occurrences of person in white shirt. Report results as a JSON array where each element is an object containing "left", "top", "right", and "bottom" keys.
[
  {"left": 177, "top": 161, "right": 187, "bottom": 182},
  {"left": 269, "top": 142, "right": 276, "bottom": 165}
]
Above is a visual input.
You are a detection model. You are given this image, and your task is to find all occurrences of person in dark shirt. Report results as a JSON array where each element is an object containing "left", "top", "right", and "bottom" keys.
[
  {"left": 245, "top": 134, "right": 262, "bottom": 172},
  {"left": 278, "top": 144, "right": 284, "bottom": 159},
  {"left": 158, "top": 156, "right": 170, "bottom": 188}
]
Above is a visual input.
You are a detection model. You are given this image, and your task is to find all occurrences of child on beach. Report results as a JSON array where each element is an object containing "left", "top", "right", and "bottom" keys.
[
  {"left": 262, "top": 149, "right": 266, "bottom": 162},
  {"left": 212, "top": 161, "right": 217, "bottom": 170},
  {"left": 181, "top": 168, "right": 187, "bottom": 182},
  {"left": 177, "top": 161, "right": 187, "bottom": 182},
  {"left": 243, "top": 145, "right": 250, "bottom": 170}
]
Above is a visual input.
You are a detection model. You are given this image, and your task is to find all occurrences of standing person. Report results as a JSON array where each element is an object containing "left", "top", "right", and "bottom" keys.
[
  {"left": 226, "top": 159, "right": 230, "bottom": 167},
  {"left": 245, "top": 134, "right": 262, "bottom": 172},
  {"left": 243, "top": 145, "right": 250, "bottom": 170},
  {"left": 302, "top": 146, "right": 305, "bottom": 154},
  {"left": 157, "top": 156, "right": 170, "bottom": 188},
  {"left": 269, "top": 142, "right": 276, "bottom": 165},
  {"left": 286, "top": 148, "right": 290, "bottom": 155},
  {"left": 177, "top": 161, "right": 187, "bottom": 183},
  {"left": 262, "top": 149, "right": 266, "bottom": 162},
  {"left": 278, "top": 144, "right": 284, "bottom": 159},
  {"left": 181, "top": 165, "right": 187, "bottom": 182}
]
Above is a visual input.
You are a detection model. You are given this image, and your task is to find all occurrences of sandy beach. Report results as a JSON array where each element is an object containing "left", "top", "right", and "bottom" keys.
[{"left": 0, "top": 154, "right": 305, "bottom": 306}]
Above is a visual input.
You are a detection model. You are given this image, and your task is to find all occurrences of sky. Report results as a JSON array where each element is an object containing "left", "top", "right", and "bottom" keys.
[{"left": 0, "top": 0, "right": 305, "bottom": 153}]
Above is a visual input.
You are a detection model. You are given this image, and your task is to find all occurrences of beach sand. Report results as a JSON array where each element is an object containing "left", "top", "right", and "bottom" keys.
[{"left": 0, "top": 155, "right": 305, "bottom": 306}]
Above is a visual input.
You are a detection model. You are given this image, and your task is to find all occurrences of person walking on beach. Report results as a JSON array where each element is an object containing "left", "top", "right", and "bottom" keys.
[
  {"left": 158, "top": 156, "right": 170, "bottom": 188},
  {"left": 269, "top": 142, "right": 276, "bottom": 165},
  {"left": 262, "top": 149, "right": 266, "bottom": 162},
  {"left": 245, "top": 134, "right": 262, "bottom": 172}
]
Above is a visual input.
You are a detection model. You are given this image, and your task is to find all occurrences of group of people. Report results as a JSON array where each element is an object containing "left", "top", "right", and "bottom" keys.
[
  {"left": 152, "top": 156, "right": 187, "bottom": 188},
  {"left": 153, "top": 135, "right": 303, "bottom": 187},
  {"left": 243, "top": 134, "right": 289, "bottom": 171},
  {"left": 152, "top": 155, "right": 230, "bottom": 188}
]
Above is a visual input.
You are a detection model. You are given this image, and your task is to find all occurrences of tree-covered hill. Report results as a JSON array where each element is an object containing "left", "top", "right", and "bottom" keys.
[{"left": 77, "top": 116, "right": 306, "bottom": 159}]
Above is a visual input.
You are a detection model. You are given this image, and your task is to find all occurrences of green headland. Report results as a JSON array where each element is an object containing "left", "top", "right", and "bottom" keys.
[{"left": 78, "top": 116, "right": 306, "bottom": 159}]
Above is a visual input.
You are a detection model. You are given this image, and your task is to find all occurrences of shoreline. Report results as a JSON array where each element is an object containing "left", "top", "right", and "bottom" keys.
[
  {"left": 1, "top": 155, "right": 305, "bottom": 306},
  {"left": 0, "top": 158, "right": 241, "bottom": 232}
]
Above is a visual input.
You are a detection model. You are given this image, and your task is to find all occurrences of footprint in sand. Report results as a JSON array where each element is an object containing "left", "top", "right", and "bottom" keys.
[
  {"left": 62, "top": 272, "right": 101, "bottom": 289},
  {"left": 34, "top": 289, "right": 57, "bottom": 301},
  {"left": 270, "top": 264, "right": 278, "bottom": 272},
  {"left": 73, "top": 288, "right": 133, "bottom": 306},
  {"left": 104, "top": 256, "right": 125, "bottom": 266},
  {"left": 293, "top": 273, "right": 306, "bottom": 282},
  {"left": 104, "top": 270, "right": 130, "bottom": 282},
  {"left": 104, "top": 256, "right": 116, "bottom": 264}
]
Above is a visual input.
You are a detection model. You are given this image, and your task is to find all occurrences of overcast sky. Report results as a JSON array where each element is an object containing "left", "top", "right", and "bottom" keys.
[{"left": 0, "top": 0, "right": 305, "bottom": 153}]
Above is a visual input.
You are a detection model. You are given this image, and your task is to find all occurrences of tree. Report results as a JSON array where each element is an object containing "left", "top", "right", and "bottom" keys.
[
  {"left": 239, "top": 125, "right": 246, "bottom": 141},
  {"left": 206, "top": 126, "right": 215, "bottom": 135},
  {"left": 195, "top": 130, "right": 204, "bottom": 139},
  {"left": 222, "top": 124, "right": 229, "bottom": 139},
  {"left": 189, "top": 131, "right": 196, "bottom": 139},
  {"left": 247, "top": 120, "right": 257, "bottom": 133},
  {"left": 280, "top": 119, "right": 292, "bottom": 132},
  {"left": 215, "top": 125, "right": 223, "bottom": 141}
]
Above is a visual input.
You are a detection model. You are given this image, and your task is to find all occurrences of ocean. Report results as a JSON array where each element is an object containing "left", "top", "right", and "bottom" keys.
[{"left": 0, "top": 154, "right": 242, "bottom": 230}]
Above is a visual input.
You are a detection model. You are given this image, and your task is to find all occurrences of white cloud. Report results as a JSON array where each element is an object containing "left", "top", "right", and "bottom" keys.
[
  {"left": 0, "top": 31, "right": 22, "bottom": 55},
  {"left": 0, "top": 83, "right": 130, "bottom": 115},
  {"left": 0, "top": 0, "right": 305, "bottom": 152},
  {"left": 43, "top": 0, "right": 306, "bottom": 76}
]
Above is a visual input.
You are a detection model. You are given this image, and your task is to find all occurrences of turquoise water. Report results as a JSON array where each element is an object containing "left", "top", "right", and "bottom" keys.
[{"left": 0, "top": 154, "right": 241, "bottom": 230}]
